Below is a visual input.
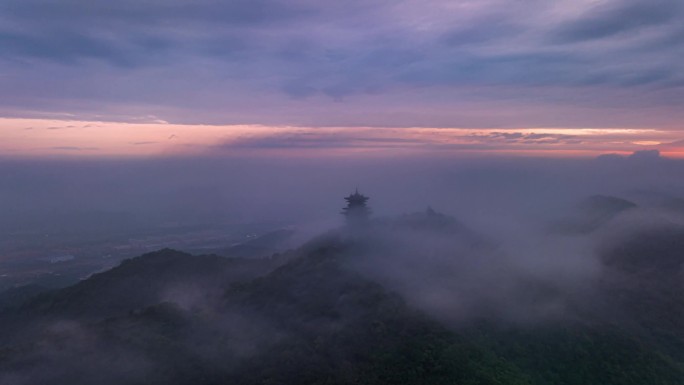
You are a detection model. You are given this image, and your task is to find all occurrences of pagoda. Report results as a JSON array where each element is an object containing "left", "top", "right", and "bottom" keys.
[{"left": 342, "top": 189, "right": 371, "bottom": 224}]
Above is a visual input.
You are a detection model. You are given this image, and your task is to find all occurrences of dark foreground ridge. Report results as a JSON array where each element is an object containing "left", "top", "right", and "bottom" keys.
[{"left": 0, "top": 209, "right": 682, "bottom": 385}]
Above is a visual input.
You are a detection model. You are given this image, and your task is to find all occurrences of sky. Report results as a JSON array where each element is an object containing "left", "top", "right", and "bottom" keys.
[{"left": 1, "top": 0, "right": 684, "bottom": 157}]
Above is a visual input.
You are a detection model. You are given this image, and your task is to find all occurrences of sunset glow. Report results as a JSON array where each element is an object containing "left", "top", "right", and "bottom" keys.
[{"left": 2, "top": 118, "right": 682, "bottom": 158}]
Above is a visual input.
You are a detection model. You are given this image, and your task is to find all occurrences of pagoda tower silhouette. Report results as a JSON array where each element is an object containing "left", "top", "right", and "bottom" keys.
[{"left": 342, "top": 189, "right": 371, "bottom": 225}]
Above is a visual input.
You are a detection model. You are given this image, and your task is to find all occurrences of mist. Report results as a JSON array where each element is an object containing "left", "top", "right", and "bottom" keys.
[
  {"left": 2, "top": 150, "right": 682, "bottom": 232},
  {"left": 6, "top": 150, "right": 676, "bottom": 303},
  {"left": 3, "top": 151, "right": 684, "bottom": 272},
  {"left": 1, "top": 150, "right": 684, "bottom": 384}
]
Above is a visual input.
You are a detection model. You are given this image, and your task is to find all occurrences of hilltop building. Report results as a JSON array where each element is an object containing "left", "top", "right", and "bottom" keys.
[{"left": 342, "top": 189, "right": 371, "bottom": 225}]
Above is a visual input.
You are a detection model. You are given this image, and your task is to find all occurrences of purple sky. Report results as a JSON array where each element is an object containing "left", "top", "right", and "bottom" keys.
[{"left": 1, "top": 0, "right": 684, "bottom": 156}]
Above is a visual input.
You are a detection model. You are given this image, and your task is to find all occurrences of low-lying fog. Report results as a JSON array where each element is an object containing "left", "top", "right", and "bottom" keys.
[
  {"left": 1, "top": 150, "right": 683, "bottom": 385},
  {"left": 1, "top": 150, "right": 680, "bottom": 234},
  {"left": 2, "top": 150, "right": 683, "bottom": 304}
]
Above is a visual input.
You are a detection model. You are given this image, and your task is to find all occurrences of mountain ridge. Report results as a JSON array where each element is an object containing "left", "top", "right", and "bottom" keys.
[{"left": 0, "top": 209, "right": 682, "bottom": 384}]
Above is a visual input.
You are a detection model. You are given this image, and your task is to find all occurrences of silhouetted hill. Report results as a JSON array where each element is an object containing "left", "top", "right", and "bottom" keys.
[
  {"left": 600, "top": 225, "right": 684, "bottom": 355},
  {"left": 580, "top": 195, "right": 637, "bottom": 214},
  {"left": 0, "top": 213, "right": 682, "bottom": 384},
  {"left": 659, "top": 196, "right": 684, "bottom": 214},
  {"left": 218, "top": 229, "right": 296, "bottom": 259},
  {"left": 0, "top": 238, "right": 531, "bottom": 385},
  {"left": 223, "top": 239, "right": 531, "bottom": 385},
  {"left": 550, "top": 195, "right": 637, "bottom": 234},
  {"left": 20, "top": 248, "right": 287, "bottom": 318},
  {"left": 0, "top": 284, "right": 49, "bottom": 310}
]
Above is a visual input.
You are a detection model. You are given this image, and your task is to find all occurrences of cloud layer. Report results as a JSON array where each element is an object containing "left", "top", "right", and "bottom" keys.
[{"left": 1, "top": 0, "right": 683, "bottom": 128}]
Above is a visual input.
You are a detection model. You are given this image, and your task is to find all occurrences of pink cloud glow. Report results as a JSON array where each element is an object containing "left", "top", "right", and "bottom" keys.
[{"left": 1, "top": 118, "right": 683, "bottom": 159}]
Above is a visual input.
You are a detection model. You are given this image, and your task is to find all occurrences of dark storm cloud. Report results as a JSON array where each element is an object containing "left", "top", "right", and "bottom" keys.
[{"left": 0, "top": 0, "right": 683, "bottom": 126}]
